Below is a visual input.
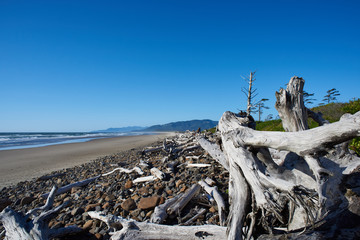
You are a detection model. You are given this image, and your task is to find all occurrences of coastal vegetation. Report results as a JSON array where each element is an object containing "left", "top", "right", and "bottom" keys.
[{"left": 256, "top": 98, "right": 360, "bottom": 155}]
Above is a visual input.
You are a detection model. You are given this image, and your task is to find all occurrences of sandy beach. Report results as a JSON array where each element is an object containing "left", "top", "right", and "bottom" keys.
[{"left": 0, "top": 133, "right": 174, "bottom": 189}]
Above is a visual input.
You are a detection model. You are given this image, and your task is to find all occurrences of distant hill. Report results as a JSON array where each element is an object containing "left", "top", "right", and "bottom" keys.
[
  {"left": 145, "top": 119, "right": 218, "bottom": 132},
  {"left": 92, "top": 126, "right": 145, "bottom": 133}
]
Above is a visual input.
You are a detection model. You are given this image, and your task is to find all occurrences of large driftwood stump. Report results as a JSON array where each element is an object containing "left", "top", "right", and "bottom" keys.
[{"left": 199, "top": 76, "right": 360, "bottom": 239}]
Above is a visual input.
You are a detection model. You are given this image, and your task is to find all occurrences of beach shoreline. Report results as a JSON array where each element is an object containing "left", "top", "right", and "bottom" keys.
[{"left": 0, "top": 132, "right": 174, "bottom": 189}]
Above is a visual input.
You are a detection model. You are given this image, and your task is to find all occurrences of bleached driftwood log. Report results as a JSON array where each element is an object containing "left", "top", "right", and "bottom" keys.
[
  {"left": 133, "top": 176, "right": 157, "bottom": 184},
  {"left": 181, "top": 208, "right": 207, "bottom": 226},
  {"left": 198, "top": 76, "right": 360, "bottom": 239},
  {"left": 186, "top": 163, "right": 211, "bottom": 168},
  {"left": 205, "top": 177, "right": 216, "bottom": 186},
  {"left": 197, "top": 136, "right": 229, "bottom": 171},
  {"left": 142, "top": 146, "right": 163, "bottom": 154},
  {"left": 42, "top": 166, "right": 144, "bottom": 198},
  {"left": 88, "top": 211, "right": 226, "bottom": 240},
  {"left": 0, "top": 186, "right": 81, "bottom": 240},
  {"left": 198, "top": 180, "right": 226, "bottom": 226},
  {"left": 133, "top": 167, "right": 166, "bottom": 184},
  {"left": 167, "top": 184, "right": 201, "bottom": 215},
  {"left": 150, "top": 167, "right": 166, "bottom": 180},
  {"left": 150, "top": 194, "right": 183, "bottom": 224}
]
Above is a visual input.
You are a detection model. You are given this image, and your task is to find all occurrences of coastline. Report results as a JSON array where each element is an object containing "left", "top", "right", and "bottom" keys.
[{"left": 0, "top": 132, "right": 174, "bottom": 189}]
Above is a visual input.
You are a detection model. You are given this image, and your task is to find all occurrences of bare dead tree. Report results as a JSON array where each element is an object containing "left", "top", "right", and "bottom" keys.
[{"left": 241, "top": 71, "right": 258, "bottom": 115}]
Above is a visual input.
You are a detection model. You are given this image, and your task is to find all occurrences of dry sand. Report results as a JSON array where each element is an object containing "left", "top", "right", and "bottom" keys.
[{"left": 0, "top": 133, "right": 174, "bottom": 189}]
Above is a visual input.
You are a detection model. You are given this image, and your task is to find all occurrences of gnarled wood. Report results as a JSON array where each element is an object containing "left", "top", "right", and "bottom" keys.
[
  {"left": 88, "top": 211, "right": 227, "bottom": 240},
  {"left": 167, "top": 184, "right": 201, "bottom": 215},
  {"left": 150, "top": 194, "right": 183, "bottom": 224},
  {"left": 198, "top": 180, "right": 226, "bottom": 226},
  {"left": 197, "top": 136, "right": 229, "bottom": 171},
  {"left": 275, "top": 76, "right": 308, "bottom": 131},
  {"left": 0, "top": 186, "right": 81, "bottom": 240},
  {"left": 42, "top": 166, "right": 144, "bottom": 198}
]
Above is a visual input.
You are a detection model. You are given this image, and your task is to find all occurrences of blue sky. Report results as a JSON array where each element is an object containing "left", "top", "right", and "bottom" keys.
[{"left": 1, "top": 0, "right": 359, "bottom": 132}]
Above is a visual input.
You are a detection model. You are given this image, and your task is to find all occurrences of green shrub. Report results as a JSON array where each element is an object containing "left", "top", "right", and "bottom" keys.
[
  {"left": 311, "top": 102, "right": 346, "bottom": 123},
  {"left": 256, "top": 119, "right": 284, "bottom": 131},
  {"left": 207, "top": 127, "right": 217, "bottom": 133},
  {"left": 342, "top": 98, "right": 360, "bottom": 114},
  {"left": 350, "top": 137, "right": 360, "bottom": 156},
  {"left": 342, "top": 98, "right": 360, "bottom": 155}
]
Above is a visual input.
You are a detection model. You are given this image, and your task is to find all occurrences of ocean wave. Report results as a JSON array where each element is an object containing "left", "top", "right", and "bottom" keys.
[{"left": 0, "top": 132, "right": 154, "bottom": 150}]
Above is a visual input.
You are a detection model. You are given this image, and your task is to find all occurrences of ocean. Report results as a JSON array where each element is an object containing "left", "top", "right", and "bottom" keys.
[{"left": 0, "top": 132, "right": 152, "bottom": 151}]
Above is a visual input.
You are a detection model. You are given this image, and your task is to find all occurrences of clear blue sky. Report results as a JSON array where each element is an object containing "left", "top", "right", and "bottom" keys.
[{"left": 1, "top": 0, "right": 359, "bottom": 132}]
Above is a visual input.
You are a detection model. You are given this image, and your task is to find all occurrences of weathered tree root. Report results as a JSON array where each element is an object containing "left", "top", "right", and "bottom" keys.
[{"left": 0, "top": 186, "right": 82, "bottom": 240}]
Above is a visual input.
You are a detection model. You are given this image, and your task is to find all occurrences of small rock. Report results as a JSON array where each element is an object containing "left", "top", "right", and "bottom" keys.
[
  {"left": 179, "top": 185, "right": 187, "bottom": 192},
  {"left": 96, "top": 191, "right": 103, "bottom": 199},
  {"left": 0, "top": 198, "right": 12, "bottom": 211},
  {"left": 131, "top": 194, "right": 140, "bottom": 201},
  {"left": 71, "top": 207, "right": 84, "bottom": 216},
  {"left": 125, "top": 180, "right": 133, "bottom": 189},
  {"left": 105, "top": 194, "right": 115, "bottom": 201},
  {"left": 146, "top": 210, "right": 154, "bottom": 218},
  {"left": 82, "top": 219, "right": 94, "bottom": 229},
  {"left": 209, "top": 206, "right": 217, "bottom": 213},
  {"left": 20, "top": 196, "right": 35, "bottom": 206},
  {"left": 95, "top": 232, "right": 103, "bottom": 239},
  {"left": 138, "top": 196, "right": 160, "bottom": 210},
  {"left": 85, "top": 203, "right": 100, "bottom": 212},
  {"left": 52, "top": 221, "right": 64, "bottom": 229},
  {"left": 121, "top": 198, "right": 137, "bottom": 211},
  {"left": 154, "top": 182, "right": 164, "bottom": 190},
  {"left": 85, "top": 195, "right": 93, "bottom": 200},
  {"left": 71, "top": 187, "right": 81, "bottom": 194},
  {"left": 176, "top": 180, "right": 183, "bottom": 188},
  {"left": 168, "top": 180, "right": 175, "bottom": 188},
  {"left": 138, "top": 186, "right": 149, "bottom": 195},
  {"left": 130, "top": 208, "right": 141, "bottom": 217},
  {"left": 102, "top": 202, "right": 110, "bottom": 209}
]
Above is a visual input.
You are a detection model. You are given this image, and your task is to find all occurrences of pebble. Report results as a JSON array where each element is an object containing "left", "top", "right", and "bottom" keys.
[
  {"left": 0, "top": 198, "right": 12, "bottom": 211},
  {"left": 124, "top": 180, "right": 133, "bottom": 189},
  {"left": 121, "top": 198, "right": 136, "bottom": 211},
  {"left": 82, "top": 219, "right": 94, "bottom": 229},
  {"left": 85, "top": 203, "right": 100, "bottom": 212},
  {"left": 71, "top": 207, "right": 84, "bottom": 216},
  {"left": 138, "top": 196, "right": 160, "bottom": 210},
  {"left": 20, "top": 196, "right": 35, "bottom": 206}
]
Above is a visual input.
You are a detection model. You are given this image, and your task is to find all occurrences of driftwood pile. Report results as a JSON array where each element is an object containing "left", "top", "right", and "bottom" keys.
[
  {"left": 1, "top": 76, "right": 360, "bottom": 239},
  {"left": 0, "top": 132, "right": 229, "bottom": 239},
  {"left": 199, "top": 77, "right": 360, "bottom": 239}
]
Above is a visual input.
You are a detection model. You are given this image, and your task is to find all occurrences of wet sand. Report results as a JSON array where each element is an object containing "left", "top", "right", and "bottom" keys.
[{"left": 0, "top": 133, "right": 174, "bottom": 188}]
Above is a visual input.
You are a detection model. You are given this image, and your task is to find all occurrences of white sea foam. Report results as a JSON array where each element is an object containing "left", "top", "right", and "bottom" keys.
[{"left": 0, "top": 131, "right": 153, "bottom": 150}]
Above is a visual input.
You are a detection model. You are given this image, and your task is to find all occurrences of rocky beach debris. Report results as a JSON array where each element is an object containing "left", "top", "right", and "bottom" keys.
[{"left": 0, "top": 131, "right": 229, "bottom": 239}]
